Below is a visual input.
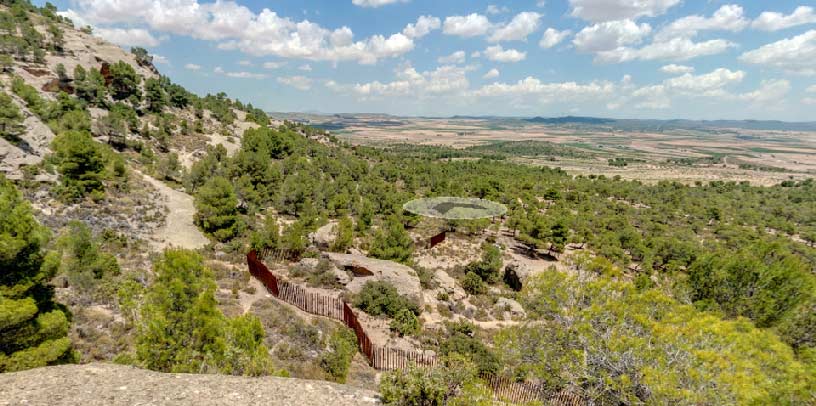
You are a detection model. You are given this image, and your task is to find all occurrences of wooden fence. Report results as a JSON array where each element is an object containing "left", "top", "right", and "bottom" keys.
[{"left": 246, "top": 249, "right": 584, "bottom": 405}]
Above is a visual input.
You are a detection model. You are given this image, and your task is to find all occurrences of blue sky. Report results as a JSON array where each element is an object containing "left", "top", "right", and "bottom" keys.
[{"left": 43, "top": 0, "right": 816, "bottom": 120}]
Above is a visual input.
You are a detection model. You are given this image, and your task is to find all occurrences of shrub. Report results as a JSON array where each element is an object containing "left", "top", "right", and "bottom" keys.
[
  {"left": 353, "top": 281, "right": 420, "bottom": 318},
  {"left": 194, "top": 176, "right": 243, "bottom": 242},
  {"left": 390, "top": 308, "right": 421, "bottom": 337},
  {"left": 464, "top": 243, "right": 502, "bottom": 284},
  {"left": 51, "top": 130, "right": 106, "bottom": 199},
  {"left": 320, "top": 327, "right": 357, "bottom": 383},
  {"left": 369, "top": 215, "right": 413, "bottom": 264},
  {"left": 462, "top": 272, "right": 486, "bottom": 295}
]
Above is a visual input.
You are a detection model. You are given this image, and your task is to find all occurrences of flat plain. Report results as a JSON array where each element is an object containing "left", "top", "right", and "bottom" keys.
[{"left": 282, "top": 113, "right": 816, "bottom": 186}]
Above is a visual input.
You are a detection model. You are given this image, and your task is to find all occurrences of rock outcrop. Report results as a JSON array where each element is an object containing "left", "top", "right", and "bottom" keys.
[
  {"left": 0, "top": 363, "right": 380, "bottom": 406},
  {"left": 325, "top": 253, "right": 423, "bottom": 304}
]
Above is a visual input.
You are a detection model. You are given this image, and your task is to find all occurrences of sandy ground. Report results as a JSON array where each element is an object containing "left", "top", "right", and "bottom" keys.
[{"left": 139, "top": 171, "right": 209, "bottom": 252}]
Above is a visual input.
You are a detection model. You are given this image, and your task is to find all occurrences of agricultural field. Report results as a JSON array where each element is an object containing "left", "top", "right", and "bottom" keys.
[{"left": 286, "top": 113, "right": 816, "bottom": 186}]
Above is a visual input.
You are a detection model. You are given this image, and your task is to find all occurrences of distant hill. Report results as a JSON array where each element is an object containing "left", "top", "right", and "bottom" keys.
[
  {"left": 525, "top": 116, "right": 616, "bottom": 125},
  {"left": 523, "top": 116, "right": 816, "bottom": 132}
]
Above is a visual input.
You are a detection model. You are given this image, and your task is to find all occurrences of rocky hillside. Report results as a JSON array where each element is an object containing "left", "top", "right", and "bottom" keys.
[{"left": 0, "top": 363, "right": 380, "bottom": 406}]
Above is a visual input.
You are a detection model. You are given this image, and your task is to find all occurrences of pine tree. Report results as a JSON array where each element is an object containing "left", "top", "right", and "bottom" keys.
[
  {"left": 0, "top": 175, "right": 74, "bottom": 372},
  {"left": 0, "top": 92, "right": 24, "bottom": 143},
  {"left": 194, "top": 176, "right": 242, "bottom": 241},
  {"left": 369, "top": 215, "right": 414, "bottom": 264}
]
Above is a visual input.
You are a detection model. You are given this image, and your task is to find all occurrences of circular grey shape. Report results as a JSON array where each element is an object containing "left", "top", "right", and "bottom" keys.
[{"left": 403, "top": 197, "right": 507, "bottom": 220}]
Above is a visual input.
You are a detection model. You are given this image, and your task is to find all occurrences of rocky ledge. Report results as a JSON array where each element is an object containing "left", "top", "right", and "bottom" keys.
[{"left": 0, "top": 363, "right": 381, "bottom": 406}]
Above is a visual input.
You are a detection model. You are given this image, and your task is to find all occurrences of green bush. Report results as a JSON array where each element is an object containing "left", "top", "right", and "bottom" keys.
[
  {"left": 369, "top": 215, "right": 413, "bottom": 264},
  {"left": 320, "top": 327, "right": 357, "bottom": 382},
  {"left": 390, "top": 308, "right": 421, "bottom": 337},
  {"left": 379, "top": 355, "right": 482, "bottom": 406},
  {"left": 464, "top": 243, "right": 502, "bottom": 284},
  {"left": 462, "top": 272, "right": 486, "bottom": 295},
  {"left": 353, "top": 281, "right": 420, "bottom": 318}
]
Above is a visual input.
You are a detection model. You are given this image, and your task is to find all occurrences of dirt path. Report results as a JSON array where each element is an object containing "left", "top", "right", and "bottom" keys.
[{"left": 139, "top": 172, "right": 209, "bottom": 252}]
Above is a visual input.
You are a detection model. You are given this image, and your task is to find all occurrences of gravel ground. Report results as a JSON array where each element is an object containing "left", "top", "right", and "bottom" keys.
[{"left": 0, "top": 363, "right": 381, "bottom": 406}]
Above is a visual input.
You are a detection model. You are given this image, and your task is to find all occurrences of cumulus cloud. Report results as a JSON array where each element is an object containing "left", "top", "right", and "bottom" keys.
[
  {"left": 438, "top": 50, "right": 466, "bottom": 64},
  {"left": 569, "top": 0, "right": 681, "bottom": 23},
  {"left": 573, "top": 20, "right": 651, "bottom": 53},
  {"left": 483, "top": 45, "right": 527, "bottom": 62},
  {"left": 351, "top": 0, "right": 407, "bottom": 8},
  {"left": 152, "top": 54, "right": 169, "bottom": 64},
  {"left": 737, "top": 79, "right": 791, "bottom": 104},
  {"left": 263, "top": 61, "right": 286, "bottom": 69},
  {"left": 807, "top": 85, "right": 816, "bottom": 93},
  {"left": 226, "top": 71, "right": 267, "bottom": 79},
  {"left": 595, "top": 37, "right": 735, "bottom": 63},
  {"left": 488, "top": 11, "right": 542, "bottom": 42},
  {"left": 326, "top": 64, "right": 471, "bottom": 98},
  {"left": 654, "top": 4, "right": 748, "bottom": 42},
  {"left": 277, "top": 75, "right": 312, "bottom": 90},
  {"left": 402, "top": 15, "right": 441, "bottom": 39},
  {"left": 539, "top": 28, "right": 571, "bottom": 49},
  {"left": 94, "top": 27, "right": 160, "bottom": 47},
  {"left": 660, "top": 64, "right": 694, "bottom": 74},
  {"left": 486, "top": 5, "right": 509, "bottom": 15},
  {"left": 739, "top": 30, "right": 816, "bottom": 75},
  {"left": 471, "top": 77, "right": 616, "bottom": 104},
  {"left": 623, "top": 68, "right": 747, "bottom": 109},
  {"left": 443, "top": 13, "right": 492, "bottom": 37},
  {"left": 184, "top": 63, "right": 201, "bottom": 70},
  {"left": 65, "top": 0, "right": 420, "bottom": 64},
  {"left": 483, "top": 68, "right": 500, "bottom": 79},
  {"left": 752, "top": 6, "right": 816, "bottom": 31},
  {"left": 299, "top": 64, "right": 313, "bottom": 71},
  {"left": 663, "top": 68, "right": 745, "bottom": 95}
]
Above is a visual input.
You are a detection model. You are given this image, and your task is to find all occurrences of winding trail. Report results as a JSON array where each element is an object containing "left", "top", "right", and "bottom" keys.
[{"left": 139, "top": 171, "right": 209, "bottom": 252}]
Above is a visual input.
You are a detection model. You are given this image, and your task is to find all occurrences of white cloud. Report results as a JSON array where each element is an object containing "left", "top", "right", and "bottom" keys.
[
  {"left": 738, "top": 79, "right": 790, "bottom": 104},
  {"left": 654, "top": 4, "right": 748, "bottom": 42},
  {"left": 472, "top": 77, "right": 616, "bottom": 103},
  {"left": 402, "top": 15, "right": 441, "bottom": 39},
  {"left": 807, "top": 85, "right": 816, "bottom": 93},
  {"left": 438, "top": 50, "right": 466, "bottom": 64},
  {"left": 277, "top": 75, "right": 312, "bottom": 90},
  {"left": 486, "top": 5, "right": 509, "bottom": 15},
  {"left": 152, "top": 54, "right": 169, "bottom": 64},
  {"left": 351, "top": 0, "right": 407, "bottom": 8},
  {"left": 488, "top": 11, "right": 542, "bottom": 42},
  {"left": 263, "top": 61, "right": 286, "bottom": 69},
  {"left": 327, "top": 64, "right": 471, "bottom": 98},
  {"left": 238, "top": 60, "right": 252, "bottom": 66},
  {"left": 57, "top": 9, "right": 90, "bottom": 28},
  {"left": 226, "top": 71, "right": 267, "bottom": 79},
  {"left": 803, "top": 97, "right": 816, "bottom": 105},
  {"left": 299, "top": 64, "right": 313, "bottom": 71},
  {"left": 483, "top": 68, "right": 500, "bottom": 79},
  {"left": 660, "top": 64, "right": 694, "bottom": 74},
  {"left": 94, "top": 27, "right": 160, "bottom": 47},
  {"left": 569, "top": 0, "right": 681, "bottom": 23},
  {"left": 66, "top": 0, "right": 419, "bottom": 64},
  {"left": 739, "top": 30, "right": 816, "bottom": 75},
  {"left": 184, "top": 63, "right": 201, "bottom": 70},
  {"left": 539, "top": 28, "right": 571, "bottom": 48},
  {"left": 443, "top": 13, "right": 492, "bottom": 37},
  {"left": 752, "top": 6, "right": 816, "bottom": 31},
  {"left": 664, "top": 68, "right": 745, "bottom": 95},
  {"left": 483, "top": 45, "right": 526, "bottom": 62},
  {"left": 573, "top": 19, "right": 651, "bottom": 53},
  {"left": 596, "top": 37, "right": 734, "bottom": 63}
]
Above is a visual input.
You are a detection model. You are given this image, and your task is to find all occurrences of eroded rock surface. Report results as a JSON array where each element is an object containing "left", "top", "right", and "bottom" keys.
[{"left": 0, "top": 363, "right": 381, "bottom": 406}]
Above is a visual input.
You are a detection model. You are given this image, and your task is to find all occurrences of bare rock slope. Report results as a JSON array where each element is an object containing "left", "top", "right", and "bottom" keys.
[{"left": 0, "top": 363, "right": 380, "bottom": 406}]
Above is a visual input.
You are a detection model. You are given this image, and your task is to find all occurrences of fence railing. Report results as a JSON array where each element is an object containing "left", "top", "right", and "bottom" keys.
[{"left": 246, "top": 249, "right": 583, "bottom": 405}]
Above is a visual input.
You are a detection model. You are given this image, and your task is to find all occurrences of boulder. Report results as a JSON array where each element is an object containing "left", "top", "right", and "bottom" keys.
[
  {"left": 495, "top": 297, "right": 526, "bottom": 319},
  {"left": 503, "top": 262, "right": 533, "bottom": 291},
  {"left": 325, "top": 253, "right": 423, "bottom": 304},
  {"left": 310, "top": 222, "right": 337, "bottom": 249},
  {"left": 295, "top": 257, "right": 351, "bottom": 285}
]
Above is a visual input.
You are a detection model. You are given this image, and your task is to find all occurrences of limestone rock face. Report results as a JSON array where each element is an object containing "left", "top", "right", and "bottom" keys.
[
  {"left": 503, "top": 262, "right": 533, "bottom": 291},
  {"left": 325, "top": 253, "right": 423, "bottom": 304},
  {"left": 0, "top": 363, "right": 381, "bottom": 406}
]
